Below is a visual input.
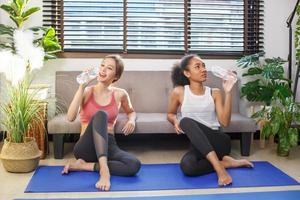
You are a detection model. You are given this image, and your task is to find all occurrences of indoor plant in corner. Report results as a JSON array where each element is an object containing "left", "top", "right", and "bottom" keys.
[
  {"left": 237, "top": 54, "right": 299, "bottom": 156},
  {"left": 0, "top": 0, "right": 61, "bottom": 172},
  {"left": 252, "top": 94, "right": 300, "bottom": 156},
  {"left": 236, "top": 53, "right": 292, "bottom": 106}
]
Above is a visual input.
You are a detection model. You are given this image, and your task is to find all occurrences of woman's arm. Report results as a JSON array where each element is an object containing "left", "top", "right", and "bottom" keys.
[
  {"left": 119, "top": 89, "right": 136, "bottom": 135},
  {"left": 67, "top": 85, "right": 87, "bottom": 122},
  {"left": 214, "top": 79, "right": 235, "bottom": 127},
  {"left": 68, "top": 69, "right": 96, "bottom": 122},
  {"left": 167, "top": 87, "right": 184, "bottom": 134}
]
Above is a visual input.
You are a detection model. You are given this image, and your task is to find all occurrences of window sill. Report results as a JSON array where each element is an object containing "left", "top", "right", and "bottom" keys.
[{"left": 58, "top": 51, "right": 244, "bottom": 60}]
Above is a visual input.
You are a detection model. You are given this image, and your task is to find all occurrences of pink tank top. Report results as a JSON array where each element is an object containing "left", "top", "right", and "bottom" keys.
[{"left": 80, "top": 88, "right": 119, "bottom": 126}]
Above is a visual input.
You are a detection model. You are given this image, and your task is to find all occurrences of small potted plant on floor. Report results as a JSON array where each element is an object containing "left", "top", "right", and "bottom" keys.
[
  {"left": 0, "top": 0, "right": 61, "bottom": 172},
  {"left": 252, "top": 94, "right": 300, "bottom": 156}
]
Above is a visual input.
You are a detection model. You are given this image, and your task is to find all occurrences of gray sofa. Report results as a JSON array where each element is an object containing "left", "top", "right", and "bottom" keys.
[{"left": 48, "top": 71, "right": 256, "bottom": 159}]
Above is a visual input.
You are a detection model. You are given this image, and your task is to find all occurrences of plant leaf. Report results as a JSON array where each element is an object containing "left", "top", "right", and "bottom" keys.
[
  {"left": 242, "top": 67, "right": 263, "bottom": 76},
  {"left": 45, "top": 27, "right": 56, "bottom": 38},
  {"left": 0, "top": 4, "right": 16, "bottom": 15},
  {"left": 262, "top": 62, "right": 285, "bottom": 79},
  {"left": 236, "top": 53, "right": 263, "bottom": 68},
  {"left": 0, "top": 43, "right": 13, "bottom": 50},
  {"left": 288, "top": 128, "right": 299, "bottom": 147},
  {"left": 261, "top": 122, "right": 272, "bottom": 139},
  {"left": 22, "top": 7, "right": 40, "bottom": 18},
  {"left": 0, "top": 24, "right": 14, "bottom": 36}
]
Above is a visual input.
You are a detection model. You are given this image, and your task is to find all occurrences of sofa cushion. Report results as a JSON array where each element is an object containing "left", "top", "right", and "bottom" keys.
[
  {"left": 48, "top": 112, "right": 256, "bottom": 135},
  {"left": 221, "top": 113, "right": 256, "bottom": 133},
  {"left": 115, "top": 113, "right": 175, "bottom": 134},
  {"left": 49, "top": 113, "right": 175, "bottom": 134},
  {"left": 48, "top": 114, "right": 81, "bottom": 134}
]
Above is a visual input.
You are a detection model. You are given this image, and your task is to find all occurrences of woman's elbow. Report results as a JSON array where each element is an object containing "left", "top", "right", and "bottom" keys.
[
  {"left": 220, "top": 119, "right": 230, "bottom": 127},
  {"left": 126, "top": 111, "right": 136, "bottom": 120},
  {"left": 67, "top": 116, "right": 75, "bottom": 122},
  {"left": 127, "top": 110, "right": 136, "bottom": 116},
  {"left": 221, "top": 122, "right": 229, "bottom": 127},
  {"left": 67, "top": 113, "right": 76, "bottom": 122},
  {"left": 166, "top": 113, "right": 173, "bottom": 123}
]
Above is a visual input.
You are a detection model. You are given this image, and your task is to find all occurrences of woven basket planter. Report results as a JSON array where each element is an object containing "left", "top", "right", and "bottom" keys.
[{"left": 0, "top": 137, "right": 42, "bottom": 173}]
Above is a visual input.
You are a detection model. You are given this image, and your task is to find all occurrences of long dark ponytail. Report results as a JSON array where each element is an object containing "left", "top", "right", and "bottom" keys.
[{"left": 171, "top": 54, "right": 198, "bottom": 87}]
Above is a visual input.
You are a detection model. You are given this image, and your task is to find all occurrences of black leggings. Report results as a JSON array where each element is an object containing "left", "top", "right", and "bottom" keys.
[
  {"left": 179, "top": 117, "right": 231, "bottom": 176},
  {"left": 73, "top": 111, "right": 141, "bottom": 176}
]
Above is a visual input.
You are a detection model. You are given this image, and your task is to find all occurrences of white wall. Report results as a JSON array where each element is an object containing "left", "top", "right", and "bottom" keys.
[
  {"left": 264, "top": 0, "right": 300, "bottom": 102},
  {"left": 0, "top": 0, "right": 298, "bottom": 117},
  {"left": 264, "top": 0, "right": 296, "bottom": 58}
]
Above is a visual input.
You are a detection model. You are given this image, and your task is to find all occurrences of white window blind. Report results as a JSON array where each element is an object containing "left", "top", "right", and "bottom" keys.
[
  {"left": 43, "top": 0, "right": 264, "bottom": 55},
  {"left": 190, "top": 0, "right": 244, "bottom": 53}
]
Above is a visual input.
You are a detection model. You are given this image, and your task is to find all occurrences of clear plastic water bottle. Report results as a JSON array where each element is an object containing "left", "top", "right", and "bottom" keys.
[
  {"left": 209, "top": 66, "right": 237, "bottom": 83},
  {"left": 76, "top": 67, "right": 99, "bottom": 84}
]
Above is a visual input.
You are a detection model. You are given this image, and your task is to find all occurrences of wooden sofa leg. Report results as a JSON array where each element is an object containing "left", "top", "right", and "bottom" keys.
[
  {"left": 53, "top": 134, "right": 64, "bottom": 159},
  {"left": 240, "top": 132, "right": 252, "bottom": 156}
]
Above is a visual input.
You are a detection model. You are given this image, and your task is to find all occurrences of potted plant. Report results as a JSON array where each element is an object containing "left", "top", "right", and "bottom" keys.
[
  {"left": 252, "top": 95, "right": 300, "bottom": 156},
  {"left": 237, "top": 54, "right": 299, "bottom": 156},
  {"left": 0, "top": 0, "right": 61, "bottom": 172},
  {"left": 236, "top": 53, "right": 292, "bottom": 106}
]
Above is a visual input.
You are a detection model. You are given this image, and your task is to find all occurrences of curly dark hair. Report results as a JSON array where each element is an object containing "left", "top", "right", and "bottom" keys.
[{"left": 171, "top": 54, "right": 198, "bottom": 87}]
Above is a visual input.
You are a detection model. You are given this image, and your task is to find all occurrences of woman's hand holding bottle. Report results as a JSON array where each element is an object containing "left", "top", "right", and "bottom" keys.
[{"left": 77, "top": 67, "right": 99, "bottom": 88}]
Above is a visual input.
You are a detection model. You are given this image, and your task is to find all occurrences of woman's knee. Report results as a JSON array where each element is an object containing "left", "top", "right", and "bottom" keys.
[
  {"left": 92, "top": 111, "right": 108, "bottom": 131},
  {"left": 179, "top": 117, "right": 193, "bottom": 130},
  {"left": 92, "top": 110, "right": 108, "bottom": 122},
  {"left": 116, "top": 156, "right": 141, "bottom": 176},
  {"left": 181, "top": 156, "right": 213, "bottom": 176},
  {"left": 180, "top": 156, "right": 198, "bottom": 176},
  {"left": 73, "top": 143, "right": 97, "bottom": 162},
  {"left": 126, "top": 158, "right": 141, "bottom": 176}
]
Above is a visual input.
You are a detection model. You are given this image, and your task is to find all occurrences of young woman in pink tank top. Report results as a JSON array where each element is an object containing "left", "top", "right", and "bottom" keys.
[
  {"left": 61, "top": 55, "right": 141, "bottom": 191},
  {"left": 167, "top": 55, "right": 253, "bottom": 187}
]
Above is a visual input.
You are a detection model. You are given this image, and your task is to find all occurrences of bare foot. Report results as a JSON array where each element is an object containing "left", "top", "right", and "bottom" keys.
[
  {"left": 95, "top": 166, "right": 111, "bottom": 191},
  {"left": 221, "top": 156, "right": 254, "bottom": 168},
  {"left": 216, "top": 167, "right": 232, "bottom": 186},
  {"left": 61, "top": 159, "right": 87, "bottom": 174}
]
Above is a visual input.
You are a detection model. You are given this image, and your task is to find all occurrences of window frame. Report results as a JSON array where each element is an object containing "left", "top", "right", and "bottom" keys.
[{"left": 43, "top": 0, "right": 264, "bottom": 59}]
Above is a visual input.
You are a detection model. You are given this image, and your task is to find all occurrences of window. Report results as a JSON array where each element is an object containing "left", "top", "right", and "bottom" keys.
[{"left": 43, "top": 0, "right": 264, "bottom": 56}]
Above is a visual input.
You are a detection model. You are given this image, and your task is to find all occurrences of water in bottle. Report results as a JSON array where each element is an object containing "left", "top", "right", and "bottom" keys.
[
  {"left": 209, "top": 66, "right": 237, "bottom": 83},
  {"left": 76, "top": 67, "right": 99, "bottom": 84}
]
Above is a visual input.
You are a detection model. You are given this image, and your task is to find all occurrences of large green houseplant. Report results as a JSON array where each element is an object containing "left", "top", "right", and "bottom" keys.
[
  {"left": 237, "top": 53, "right": 292, "bottom": 106},
  {"left": 237, "top": 54, "right": 299, "bottom": 156},
  {"left": 0, "top": 0, "right": 61, "bottom": 172}
]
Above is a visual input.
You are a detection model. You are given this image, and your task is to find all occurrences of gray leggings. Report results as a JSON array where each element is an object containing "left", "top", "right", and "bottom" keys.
[
  {"left": 179, "top": 117, "right": 231, "bottom": 176},
  {"left": 73, "top": 111, "right": 141, "bottom": 176}
]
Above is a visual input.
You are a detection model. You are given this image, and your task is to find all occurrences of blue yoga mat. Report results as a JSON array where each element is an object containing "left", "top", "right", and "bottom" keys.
[
  {"left": 16, "top": 190, "right": 300, "bottom": 200},
  {"left": 25, "top": 161, "right": 299, "bottom": 193}
]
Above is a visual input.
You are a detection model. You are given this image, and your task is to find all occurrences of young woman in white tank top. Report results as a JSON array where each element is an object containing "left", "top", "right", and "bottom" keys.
[
  {"left": 167, "top": 54, "right": 253, "bottom": 186},
  {"left": 181, "top": 85, "right": 220, "bottom": 130}
]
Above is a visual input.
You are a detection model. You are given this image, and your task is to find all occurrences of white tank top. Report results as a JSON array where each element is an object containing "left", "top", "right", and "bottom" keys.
[{"left": 181, "top": 85, "right": 220, "bottom": 130}]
